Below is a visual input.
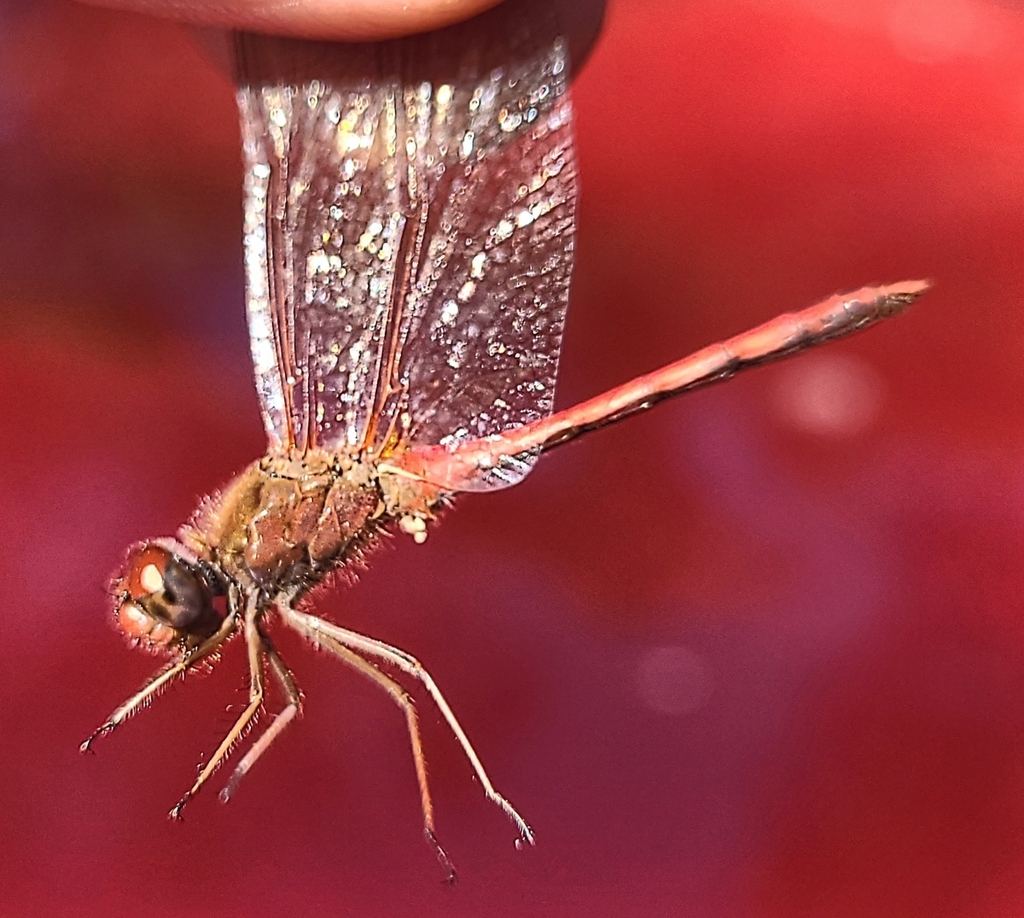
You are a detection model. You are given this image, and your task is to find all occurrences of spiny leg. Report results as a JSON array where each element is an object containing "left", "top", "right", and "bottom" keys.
[
  {"left": 289, "top": 623, "right": 456, "bottom": 883},
  {"left": 170, "top": 608, "right": 265, "bottom": 819},
  {"left": 80, "top": 614, "right": 238, "bottom": 752},
  {"left": 280, "top": 605, "right": 534, "bottom": 848},
  {"left": 219, "top": 635, "right": 302, "bottom": 805}
]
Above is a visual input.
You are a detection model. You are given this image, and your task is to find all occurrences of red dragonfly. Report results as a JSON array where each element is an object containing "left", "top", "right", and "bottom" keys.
[{"left": 81, "top": 4, "right": 927, "bottom": 880}]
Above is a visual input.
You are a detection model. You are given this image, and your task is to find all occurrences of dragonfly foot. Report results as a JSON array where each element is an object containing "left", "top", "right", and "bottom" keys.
[
  {"left": 425, "top": 828, "right": 457, "bottom": 885},
  {"left": 491, "top": 792, "right": 534, "bottom": 849},
  {"left": 79, "top": 724, "right": 114, "bottom": 753},
  {"left": 168, "top": 792, "right": 192, "bottom": 820}
]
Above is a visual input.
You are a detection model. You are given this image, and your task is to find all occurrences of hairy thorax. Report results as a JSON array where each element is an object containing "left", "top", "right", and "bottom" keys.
[{"left": 179, "top": 451, "right": 386, "bottom": 596}]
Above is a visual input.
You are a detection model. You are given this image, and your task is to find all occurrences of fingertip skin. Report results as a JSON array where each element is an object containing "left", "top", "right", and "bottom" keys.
[{"left": 73, "top": 0, "right": 507, "bottom": 41}]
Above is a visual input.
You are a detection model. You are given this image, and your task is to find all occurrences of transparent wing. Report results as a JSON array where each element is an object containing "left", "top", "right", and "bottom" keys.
[
  {"left": 235, "top": 1, "right": 576, "bottom": 485},
  {"left": 384, "top": 46, "right": 575, "bottom": 489},
  {"left": 237, "top": 44, "right": 408, "bottom": 454}
]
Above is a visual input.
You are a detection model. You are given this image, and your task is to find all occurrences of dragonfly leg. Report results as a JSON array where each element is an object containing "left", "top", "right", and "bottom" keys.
[
  {"left": 279, "top": 605, "right": 534, "bottom": 849},
  {"left": 80, "top": 613, "right": 238, "bottom": 753},
  {"left": 169, "top": 607, "right": 265, "bottom": 819},
  {"left": 219, "top": 634, "right": 302, "bottom": 805},
  {"left": 282, "top": 616, "right": 456, "bottom": 883}
]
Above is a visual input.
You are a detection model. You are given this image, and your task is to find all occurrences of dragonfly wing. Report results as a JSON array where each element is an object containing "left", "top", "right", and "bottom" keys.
[
  {"left": 392, "top": 47, "right": 575, "bottom": 490},
  {"left": 234, "top": 2, "right": 576, "bottom": 470},
  {"left": 238, "top": 43, "right": 403, "bottom": 453}
]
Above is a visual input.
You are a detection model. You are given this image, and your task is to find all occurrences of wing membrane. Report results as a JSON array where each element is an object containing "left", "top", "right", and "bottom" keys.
[
  {"left": 392, "top": 70, "right": 574, "bottom": 488},
  {"left": 235, "top": 1, "right": 577, "bottom": 481},
  {"left": 239, "top": 65, "right": 406, "bottom": 453}
]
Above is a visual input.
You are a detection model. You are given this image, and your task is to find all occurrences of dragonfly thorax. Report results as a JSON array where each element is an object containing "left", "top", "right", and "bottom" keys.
[
  {"left": 110, "top": 451, "right": 444, "bottom": 656},
  {"left": 183, "top": 452, "right": 385, "bottom": 591}
]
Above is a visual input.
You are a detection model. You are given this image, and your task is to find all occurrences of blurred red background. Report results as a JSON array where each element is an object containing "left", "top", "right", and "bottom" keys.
[{"left": 3, "top": 0, "right": 1024, "bottom": 915}]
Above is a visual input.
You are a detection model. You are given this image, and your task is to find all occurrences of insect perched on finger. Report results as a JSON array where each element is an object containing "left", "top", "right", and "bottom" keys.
[{"left": 81, "top": 0, "right": 928, "bottom": 882}]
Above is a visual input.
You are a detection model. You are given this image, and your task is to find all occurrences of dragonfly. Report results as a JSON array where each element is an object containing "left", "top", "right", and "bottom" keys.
[{"left": 81, "top": 1, "right": 928, "bottom": 881}]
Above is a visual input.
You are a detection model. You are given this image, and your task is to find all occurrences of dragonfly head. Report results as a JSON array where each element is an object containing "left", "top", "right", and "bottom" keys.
[{"left": 111, "top": 540, "right": 222, "bottom": 654}]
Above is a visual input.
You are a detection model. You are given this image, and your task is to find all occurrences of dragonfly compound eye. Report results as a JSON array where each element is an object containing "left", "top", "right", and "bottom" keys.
[{"left": 112, "top": 543, "right": 220, "bottom": 651}]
